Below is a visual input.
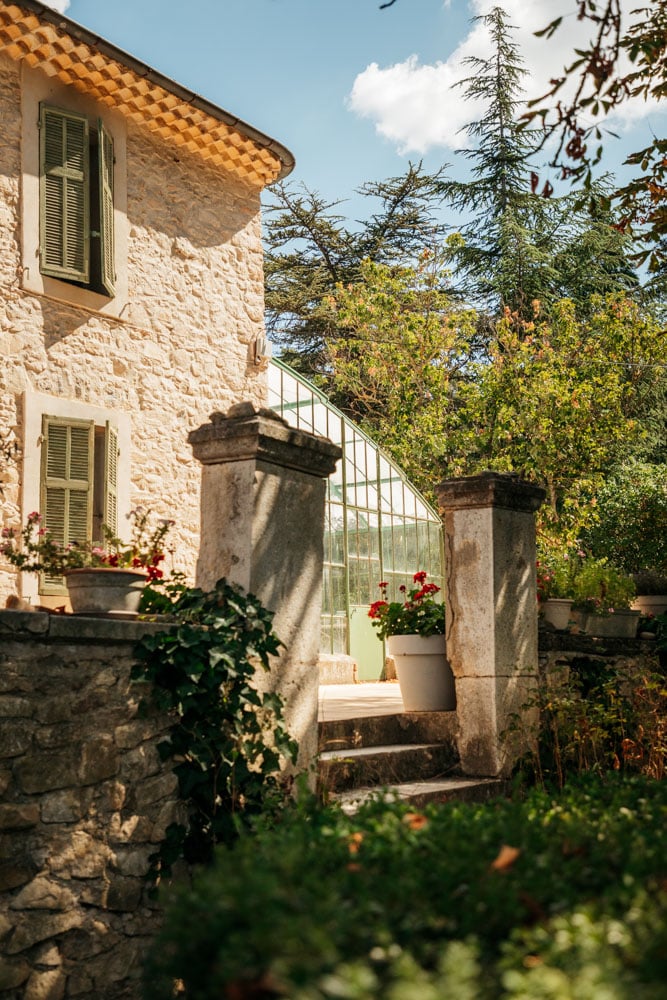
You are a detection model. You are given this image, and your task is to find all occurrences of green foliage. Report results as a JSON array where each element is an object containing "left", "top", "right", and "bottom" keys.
[
  {"left": 512, "top": 656, "right": 667, "bottom": 789},
  {"left": 570, "top": 558, "right": 636, "bottom": 614},
  {"left": 452, "top": 295, "right": 666, "bottom": 535},
  {"left": 439, "top": 6, "right": 637, "bottom": 319},
  {"left": 263, "top": 164, "right": 449, "bottom": 380},
  {"left": 525, "top": 1, "right": 667, "bottom": 270},
  {"left": 581, "top": 462, "right": 667, "bottom": 579},
  {"left": 143, "top": 776, "right": 667, "bottom": 999},
  {"left": 368, "top": 571, "right": 445, "bottom": 641},
  {"left": 132, "top": 577, "right": 298, "bottom": 871}
]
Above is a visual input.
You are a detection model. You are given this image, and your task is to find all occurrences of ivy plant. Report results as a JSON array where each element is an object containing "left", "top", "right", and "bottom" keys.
[{"left": 132, "top": 577, "right": 298, "bottom": 873}]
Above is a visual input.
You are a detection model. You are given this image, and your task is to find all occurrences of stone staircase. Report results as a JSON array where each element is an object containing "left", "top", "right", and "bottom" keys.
[{"left": 318, "top": 709, "right": 507, "bottom": 812}]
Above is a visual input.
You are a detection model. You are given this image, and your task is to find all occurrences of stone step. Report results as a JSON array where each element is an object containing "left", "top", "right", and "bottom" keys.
[
  {"left": 318, "top": 741, "right": 459, "bottom": 794},
  {"left": 332, "top": 776, "right": 509, "bottom": 814},
  {"left": 318, "top": 711, "right": 457, "bottom": 752}
]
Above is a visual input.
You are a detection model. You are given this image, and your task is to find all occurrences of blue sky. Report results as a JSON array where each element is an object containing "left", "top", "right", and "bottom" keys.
[{"left": 46, "top": 0, "right": 666, "bottom": 218}]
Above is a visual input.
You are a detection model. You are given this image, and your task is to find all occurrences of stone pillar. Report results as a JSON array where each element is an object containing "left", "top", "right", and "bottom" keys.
[
  {"left": 436, "top": 472, "right": 545, "bottom": 777},
  {"left": 188, "top": 403, "right": 342, "bottom": 776}
]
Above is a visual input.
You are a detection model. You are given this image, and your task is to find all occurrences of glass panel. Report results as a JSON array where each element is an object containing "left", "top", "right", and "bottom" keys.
[
  {"left": 330, "top": 565, "right": 347, "bottom": 616},
  {"left": 332, "top": 614, "right": 347, "bottom": 654}
]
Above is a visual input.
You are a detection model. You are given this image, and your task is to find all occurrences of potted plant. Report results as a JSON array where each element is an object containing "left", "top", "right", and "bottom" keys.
[
  {"left": 1, "top": 508, "right": 173, "bottom": 616},
  {"left": 632, "top": 570, "right": 667, "bottom": 619},
  {"left": 536, "top": 548, "right": 582, "bottom": 630},
  {"left": 368, "top": 571, "right": 455, "bottom": 711},
  {"left": 571, "top": 558, "right": 639, "bottom": 638}
]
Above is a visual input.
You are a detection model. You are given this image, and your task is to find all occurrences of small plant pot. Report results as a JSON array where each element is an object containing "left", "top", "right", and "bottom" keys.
[
  {"left": 540, "top": 598, "right": 573, "bottom": 630},
  {"left": 65, "top": 567, "right": 147, "bottom": 616},
  {"left": 385, "top": 634, "right": 456, "bottom": 712}
]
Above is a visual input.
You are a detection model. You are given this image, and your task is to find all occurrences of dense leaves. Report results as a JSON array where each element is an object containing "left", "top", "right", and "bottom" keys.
[
  {"left": 264, "top": 164, "right": 448, "bottom": 380},
  {"left": 132, "top": 578, "right": 297, "bottom": 872},
  {"left": 524, "top": 1, "right": 667, "bottom": 270},
  {"left": 144, "top": 775, "right": 667, "bottom": 998}
]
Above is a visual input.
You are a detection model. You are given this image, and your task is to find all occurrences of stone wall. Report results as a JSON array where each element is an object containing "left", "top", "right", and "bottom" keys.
[
  {"left": 0, "top": 610, "right": 180, "bottom": 999},
  {"left": 0, "top": 53, "right": 269, "bottom": 605},
  {"left": 538, "top": 627, "right": 661, "bottom": 677}
]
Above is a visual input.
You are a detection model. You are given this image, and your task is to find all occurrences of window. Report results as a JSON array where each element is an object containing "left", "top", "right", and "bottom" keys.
[
  {"left": 39, "top": 104, "right": 115, "bottom": 296},
  {"left": 39, "top": 415, "right": 119, "bottom": 594}
]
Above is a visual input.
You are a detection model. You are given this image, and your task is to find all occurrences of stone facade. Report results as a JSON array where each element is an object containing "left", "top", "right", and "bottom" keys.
[
  {"left": 0, "top": 610, "right": 179, "bottom": 999},
  {"left": 0, "top": 49, "right": 271, "bottom": 606}
]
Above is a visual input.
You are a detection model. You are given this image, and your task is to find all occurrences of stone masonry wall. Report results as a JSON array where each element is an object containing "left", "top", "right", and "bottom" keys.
[
  {"left": 0, "top": 610, "right": 180, "bottom": 999},
  {"left": 0, "top": 54, "right": 269, "bottom": 604}
]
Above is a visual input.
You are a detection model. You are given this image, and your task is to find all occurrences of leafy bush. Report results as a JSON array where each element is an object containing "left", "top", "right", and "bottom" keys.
[
  {"left": 143, "top": 776, "right": 667, "bottom": 999},
  {"left": 581, "top": 462, "right": 667, "bottom": 580},
  {"left": 570, "top": 557, "right": 636, "bottom": 613},
  {"left": 511, "top": 655, "right": 667, "bottom": 789},
  {"left": 133, "top": 577, "right": 298, "bottom": 873}
]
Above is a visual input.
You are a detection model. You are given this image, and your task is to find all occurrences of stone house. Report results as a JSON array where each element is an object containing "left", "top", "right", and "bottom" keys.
[{"left": 0, "top": 0, "right": 294, "bottom": 608}]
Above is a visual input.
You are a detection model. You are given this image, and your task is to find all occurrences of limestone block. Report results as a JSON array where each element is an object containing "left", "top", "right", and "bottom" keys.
[
  {"left": 14, "top": 751, "right": 78, "bottom": 793},
  {"left": 133, "top": 771, "right": 177, "bottom": 810},
  {"left": 114, "top": 719, "right": 165, "bottom": 750},
  {"left": 0, "top": 956, "right": 30, "bottom": 991},
  {"left": 108, "top": 813, "right": 154, "bottom": 844},
  {"left": 111, "top": 847, "right": 151, "bottom": 878},
  {"left": 0, "top": 856, "right": 36, "bottom": 892},
  {"left": 0, "top": 718, "right": 33, "bottom": 758},
  {"left": 105, "top": 876, "right": 143, "bottom": 912},
  {"left": 40, "top": 789, "right": 90, "bottom": 824},
  {"left": 79, "top": 737, "right": 119, "bottom": 786},
  {"left": 120, "top": 742, "right": 162, "bottom": 783},
  {"left": 24, "top": 967, "right": 66, "bottom": 1000},
  {"left": 100, "top": 781, "right": 127, "bottom": 812},
  {"left": 455, "top": 673, "right": 539, "bottom": 777},
  {"left": 49, "top": 831, "right": 114, "bottom": 880},
  {"left": 0, "top": 695, "right": 33, "bottom": 717},
  {"left": 4, "top": 910, "right": 82, "bottom": 954},
  {"left": 0, "top": 803, "right": 39, "bottom": 830},
  {"left": 11, "top": 877, "right": 76, "bottom": 911}
]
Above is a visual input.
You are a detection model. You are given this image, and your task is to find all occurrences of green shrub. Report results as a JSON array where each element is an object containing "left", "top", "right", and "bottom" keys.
[
  {"left": 511, "top": 655, "right": 667, "bottom": 788},
  {"left": 143, "top": 776, "right": 667, "bottom": 999},
  {"left": 581, "top": 462, "right": 667, "bottom": 580}
]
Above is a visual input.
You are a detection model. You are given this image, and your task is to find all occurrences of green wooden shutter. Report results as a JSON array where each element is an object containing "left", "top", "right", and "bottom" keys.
[
  {"left": 98, "top": 119, "right": 116, "bottom": 295},
  {"left": 39, "top": 105, "right": 89, "bottom": 284},
  {"left": 40, "top": 415, "right": 94, "bottom": 594},
  {"left": 103, "top": 422, "right": 119, "bottom": 537}
]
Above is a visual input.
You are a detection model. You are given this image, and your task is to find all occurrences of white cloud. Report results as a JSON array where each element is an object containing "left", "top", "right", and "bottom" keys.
[
  {"left": 40, "top": 0, "right": 71, "bottom": 13},
  {"left": 349, "top": 0, "right": 660, "bottom": 155}
]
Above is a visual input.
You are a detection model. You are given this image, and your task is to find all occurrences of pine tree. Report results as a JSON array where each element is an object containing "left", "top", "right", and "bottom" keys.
[
  {"left": 263, "top": 163, "right": 448, "bottom": 379},
  {"left": 440, "top": 6, "right": 636, "bottom": 319}
]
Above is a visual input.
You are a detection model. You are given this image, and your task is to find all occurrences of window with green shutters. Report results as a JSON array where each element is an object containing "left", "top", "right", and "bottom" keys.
[
  {"left": 39, "top": 415, "right": 119, "bottom": 595},
  {"left": 39, "top": 104, "right": 116, "bottom": 296}
]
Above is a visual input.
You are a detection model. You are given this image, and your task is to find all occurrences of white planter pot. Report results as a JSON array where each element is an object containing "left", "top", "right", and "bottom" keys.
[
  {"left": 632, "top": 595, "right": 667, "bottom": 618},
  {"left": 541, "top": 598, "right": 573, "bottom": 630},
  {"left": 65, "top": 567, "right": 147, "bottom": 616},
  {"left": 386, "top": 634, "right": 455, "bottom": 712}
]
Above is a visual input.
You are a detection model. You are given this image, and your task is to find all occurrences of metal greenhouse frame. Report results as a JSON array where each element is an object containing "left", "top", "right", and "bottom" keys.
[{"left": 268, "top": 359, "right": 444, "bottom": 680}]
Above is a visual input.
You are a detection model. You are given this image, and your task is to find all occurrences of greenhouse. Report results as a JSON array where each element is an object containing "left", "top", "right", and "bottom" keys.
[{"left": 268, "top": 359, "right": 444, "bottom": 679}]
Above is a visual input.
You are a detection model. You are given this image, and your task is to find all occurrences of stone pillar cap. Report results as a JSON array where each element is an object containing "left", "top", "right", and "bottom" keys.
[
  {"left": 436, "top": 470, "right": 546, "bottom": 513},
  {"left": 188, "top": 402, "right": 342, "bottom": 478}
]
